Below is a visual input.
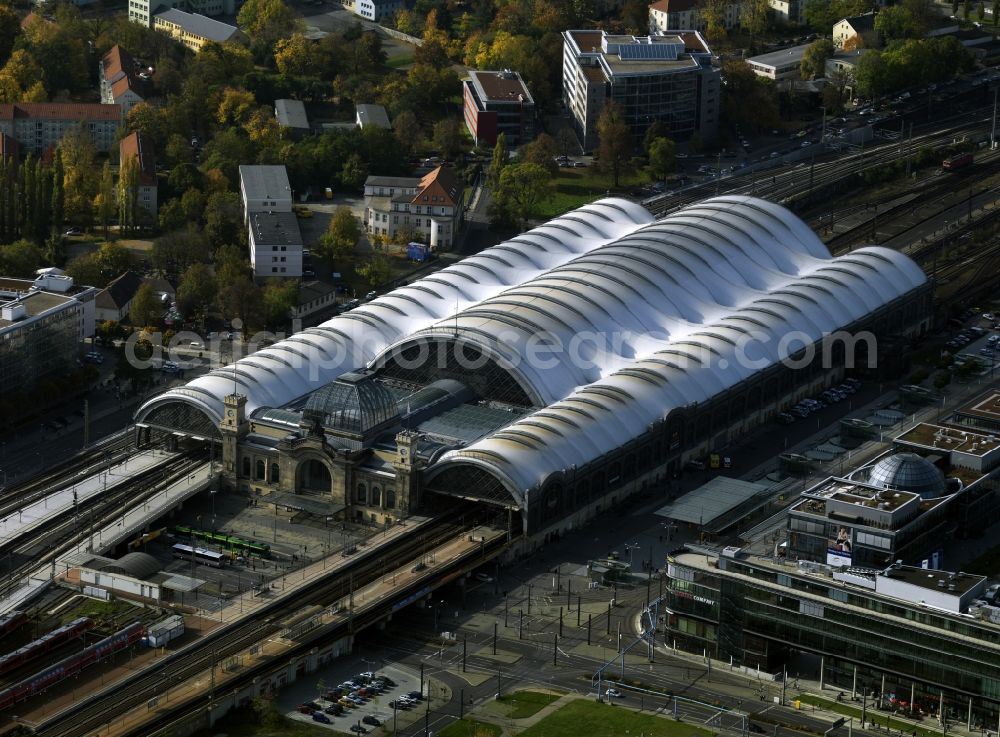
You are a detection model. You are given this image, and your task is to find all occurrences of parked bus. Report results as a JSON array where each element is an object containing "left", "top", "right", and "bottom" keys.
[
  {"left": 172, "top": 543, "right": 227, "bottom": 568},
  {"left": 943, "top": 153, "right": 973, "bottom": 171}
]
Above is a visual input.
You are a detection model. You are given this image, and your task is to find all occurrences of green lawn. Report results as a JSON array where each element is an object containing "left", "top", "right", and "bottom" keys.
[
  {"left": 494, "top": 690, "right": 564, "bottom": 718},
  {"left": 539, "top": 167, "right": 648, "bottom": 219},
  {"left": 437, "top": 718, "right": 503, "bottom": 737},
  {"left": 794, "top": 695, "right": 941, "bottom": 737},
  {"left": 519, "top": 699, "right": 716, "bottom": 737}
]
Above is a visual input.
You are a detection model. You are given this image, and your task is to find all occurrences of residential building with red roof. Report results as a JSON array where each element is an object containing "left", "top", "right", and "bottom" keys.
[
  {"left": 119, "top": 131, "right": 158, "bottom": 220},
  {"left": 363, "top": 166, "right": 464, "bottom": 251},
  {"left": 648, "top": 0, "right": 741, "bottom": 34},
  {"left": 100, "top": 46, "right": 145, "bottom": 117},
  {"left": 0, "top": 103, "right": 121, "bottom": 156}
]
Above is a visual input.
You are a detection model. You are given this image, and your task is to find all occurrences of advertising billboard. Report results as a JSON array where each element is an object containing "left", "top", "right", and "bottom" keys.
[{"left": 827, "top": 525, "right": 853, "bottom": 567}]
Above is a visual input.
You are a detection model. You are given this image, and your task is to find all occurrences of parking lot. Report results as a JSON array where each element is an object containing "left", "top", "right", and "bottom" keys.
[{"left": 278, "top": 658, "right": 426, "bottom": 733}]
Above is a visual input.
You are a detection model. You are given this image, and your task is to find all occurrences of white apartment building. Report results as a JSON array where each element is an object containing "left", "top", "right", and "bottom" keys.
[
  {"left": 363, "top": 166, "right": 463, "bottom": 251},
  {"left": 0, "top": 103, "right": 121, "bottom": 155},
  {"left": 648, "top": 0, "right": 741, "bottom": 34},
  {"left": 239, "top": 165, "right": 302, "bottom": 279}
]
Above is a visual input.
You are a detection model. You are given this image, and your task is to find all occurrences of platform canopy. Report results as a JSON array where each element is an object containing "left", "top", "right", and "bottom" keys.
[{"left": 656, "top": 476, "right": 774, "bottom": 532}]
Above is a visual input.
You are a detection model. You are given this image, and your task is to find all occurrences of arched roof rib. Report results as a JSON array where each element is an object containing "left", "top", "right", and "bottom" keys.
[
  {"left": 136, "top": 198, "right": 654, "bottom": 424},
  {"left": 431, "top": 198, "right": 928, "bottom": 496}
]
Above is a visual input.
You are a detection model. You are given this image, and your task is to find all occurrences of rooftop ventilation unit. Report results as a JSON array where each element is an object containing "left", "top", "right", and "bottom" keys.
[{"left": 1, "top": 302, "right": 26, "bottom": 322}]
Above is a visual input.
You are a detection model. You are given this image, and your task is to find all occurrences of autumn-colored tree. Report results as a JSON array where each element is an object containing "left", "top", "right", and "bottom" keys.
[
  {"left": 597, "top": 101, "right": 632, "bottom": 188},
  {"left": 318, "top": 207, "right": 359, "bottom": 262},
  {"left": 94, "top": 161, "right": 115, "bottom": 238},
  {"left": 118, "top": 153, "right": 139, "bottom": 236},
  {"left": 432, "top": 119, "right": 464, "bottom": 162},
  {"left": 274, "top": 33, "right": 314, "bottom": 76},
  {"left": 216, "top": 87, "right": 257, "bottom": 127},
  {"left": 0, "top": 5, "right": 19, "bottom": 68},
  {"left": 392, "top": 110, "right": 420, "bottom": 154},
  {"left": 0, "top": 50, "right": 47, "bottom": 103},
  {"left": 59, "top": 125, "right": 98, "bottom": 228}
]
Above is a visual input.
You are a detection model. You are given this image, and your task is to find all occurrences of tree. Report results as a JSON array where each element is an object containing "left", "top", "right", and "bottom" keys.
[
  {"left": 596, "top": 101, "right": 631, "bottom": 188},
  {"left": 0, "top": 240, "right": 43, "bottom": 278},
  {"left": 118, "top": 154, "right": 139, "bottom": 236},
  {"left": 556, "top": 128, "right": 580, "bottom": 158},
  {"left": 622, "top": 0, "right": 648, "bottom": 34},
  {"left": 432, "top": 119, "right": 464, "bottom": 162},
  {"left": 176, "top": 262, "right": 216, "bottom": 320},
  {"left": 822, "top": 67, "right": 852, "bottom": 112},
  {"left": 99, "top": 242, "right": 134, "bottom": 278},
  {"left": 522, "top": 133, "right": 559, "bottom": 177},
  {"left": 700, "top": 0, "right": 730, "bottom": 43},
  {"left": 274, "top": 33, "right": 315, "bottom": 76},
  {"left": 216, "top": 87, "right": 257, "bottom": 127},
  {"left": 647, "top": 137, "right": 676, "bottom": 183},
  {"left": 129, "top": 283, "right": 161, "bottom": 327},
  {"left": 874, "top": 6, "right": 917, "bottom": 41},
  {"left": 800, "top": 39, "right": 835, "bottom": 81},
  {"left": 978, "top": 1, "right": 986, "bottom": 21},
  {"left": 318, "top": 206, "right": 359, "bottom": 262},
  {"left": 203, "top": 192, "right": 243, "bottom": 250},
  {"left": 487, "top": 133, "right": 509, "bottom": 192},
  {"left": 95, "top": 162, "right": 115, "bottom": 238},
  {"left": 357, "top": 253, "right": 391, "bottom": 287},
  {"left": 0, "top": 5, "right": 19, "bottom": 68},
  {"left": 853, "top": 50, "right": 888, "bottom": 99},
  {"left": 720, "top": 60, "right": 780, "bottom": 129},
  {"left": 741, "top": 0, "right": 769, "bottom": 47},
  {"left": 392, "top": 110, "right": 420, "bottom": 154},
  {"left": 58, "top": 125, "right": 98, "bottom": 228},
  {"left": 262, "top": 279, "right": 298, "bottom": 330},
  {"left": 495, "top": 163, "right": 552, "bottom": 228}
]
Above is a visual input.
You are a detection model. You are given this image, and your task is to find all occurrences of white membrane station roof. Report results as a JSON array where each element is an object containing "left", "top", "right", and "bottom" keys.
[{"left": 138, "top": 196, "right": 927, "bottom": 498}]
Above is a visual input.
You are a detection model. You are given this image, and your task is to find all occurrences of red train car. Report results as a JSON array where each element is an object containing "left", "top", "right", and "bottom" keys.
[
  {"left": 0, "top": 617, "right": 93, "bottom": 678},
  {"left": 0, "top": 612, "right": 26, "bottom": 640},
  {"left": 943, "top": 152, "right": 973, "bottom": 171},
  {"left": 0, "top": 622, "right": 144, "bottom": 710}
]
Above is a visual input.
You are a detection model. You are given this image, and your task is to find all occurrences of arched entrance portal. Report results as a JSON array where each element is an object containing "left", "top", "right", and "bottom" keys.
[{"left": 297, "top": 459, "right": 333, "bottom": 495}]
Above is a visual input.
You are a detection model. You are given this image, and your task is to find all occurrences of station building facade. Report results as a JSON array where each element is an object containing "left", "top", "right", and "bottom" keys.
[{"left": 136, "top": 196, "right": 932, "bottom": 546}]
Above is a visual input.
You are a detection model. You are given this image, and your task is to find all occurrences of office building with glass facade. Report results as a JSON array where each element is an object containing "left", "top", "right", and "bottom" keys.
[
  {"left": 666, "top": 549, "right": 1000, "bottom": 730},
  {"left": 0, "top": 274, "right": 97, "bottom": 397}
]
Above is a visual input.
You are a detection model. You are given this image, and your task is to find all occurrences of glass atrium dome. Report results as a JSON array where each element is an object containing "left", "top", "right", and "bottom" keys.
[
  {"left": 865, "top": 452, "right": 946, "bottom": 498},
  {"left": 302, "top": 371, "right": 399, "bottom": 437}
]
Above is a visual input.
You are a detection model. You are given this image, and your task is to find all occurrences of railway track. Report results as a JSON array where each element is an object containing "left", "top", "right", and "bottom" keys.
[
  {"left": 33, "top": 508, "right": 489, "bottom": 737},
  {"left": 0, "top": 450, "right": 207, "bottom": 601},
  {"left": 644, "top": 108, "right": 998, "bottom": 220},
  {"left": 0, "top": 432, "right": 139, "bottom": 512}
]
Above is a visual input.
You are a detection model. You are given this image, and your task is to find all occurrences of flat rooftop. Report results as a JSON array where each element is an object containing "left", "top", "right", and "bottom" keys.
[
  {"left": 897, "top": 422, "right": 1000, "bottom": 456},
  {"left": 882, "top": 565, "right": 985, "bottom": 597},
  {"left": 657, "top": 476, "right": 773, "bottom": 531},
  {"left": 239, "top": 165, "right": 292, "bottom": 201},
  {"left": 249, "top": 211, "right": 303, "bottom": 247},
  {"left": 468, "top": 70, "right": 535, "bottom": 105},
  {"left": 748, "top": 43, "right": 811, "bottom": 68},
  {"left": 0, "top": 291, "right": 75, "bottom": 329},
  {"left": 802, "top": 478, "right": 919, "bottom": 511},
  {"left": 956, "top": 390, "right": 1000, "bottom": 423}
]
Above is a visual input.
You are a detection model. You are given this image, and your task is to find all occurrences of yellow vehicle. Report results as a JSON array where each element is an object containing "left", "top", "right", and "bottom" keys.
[{"left": 292, "top": 205, "right": 313, "bottom": 218}]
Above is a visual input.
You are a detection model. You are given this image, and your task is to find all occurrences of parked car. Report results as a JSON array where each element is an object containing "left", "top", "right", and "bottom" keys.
[
  {"left": 63, "top": 227, "right": 82, "bottom": 236},
  {"left": 313, "top": 712, "right": 332, "bottom": 724},
  {"left": 350, "top": 726, "right": 369, "bottom": 735},
  {"left": 363, "top": 715, "right": 382, "bottom": 726},
  {"left": 298, "top": 704, "right": 316, "bottom": 714}
]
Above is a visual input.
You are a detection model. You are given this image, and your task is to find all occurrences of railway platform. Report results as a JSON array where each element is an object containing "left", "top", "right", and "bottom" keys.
[{"left": 1, "top": 459, "right": 214, "bottom": 616}]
